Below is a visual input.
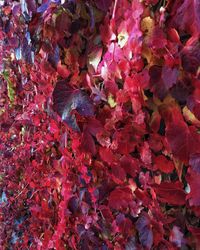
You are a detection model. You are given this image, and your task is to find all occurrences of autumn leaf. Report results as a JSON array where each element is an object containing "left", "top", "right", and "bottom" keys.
[{"left": 53, "top": 80, "right": 94, "bottom": 131}]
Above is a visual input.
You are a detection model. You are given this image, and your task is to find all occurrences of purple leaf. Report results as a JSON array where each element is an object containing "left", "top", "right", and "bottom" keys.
[
  {"left": 53, "top": 80, "right": 94, "bottom": 131},
  {"left": 68, "top": 196, "right": 79, "bottom": 214},
  {"left": 149, "top": 65, "right": 167, "bottom": 100},
  {"left": 189, "top": 154, "right": 200, "bottom": 173},
  {"left": 149, "top": 65, "right": 178, "bottom": 100},
  {"left": 37, "top": 0, "right": 50, "bottom": 13},
  {"left": 162, "top": 66, "right": 178, "bottom": 90},
  {"left": 171, "top": 77, "right": 194, "bottom": 105},
  {"left": 136, "top": 212, "right": 153, "bottom": 250},
  {"left": 26, "top": 0, "right": 37, "bottom": 13},
  {"left": 125, "top": 237, "right": 137, "bottom": 250},
  {"left": 94, "top": 0, "right": 112, "bottom": 12},
  {"left": 22, "top": 38, "right": 34, "bottom": 64},
  {"left": 48, "top": 45, "right": 60, "bottom": 68},
  {"left": 181, "top": 38, "right": 200, "bottom": 74},
  {"left": 37, "top": 0, "right": 61, "bottom": 13}
]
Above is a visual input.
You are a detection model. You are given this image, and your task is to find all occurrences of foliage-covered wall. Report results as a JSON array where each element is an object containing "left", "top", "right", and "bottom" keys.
[{"left": 0, "top": 0, "right": 200, "bottom": 249}]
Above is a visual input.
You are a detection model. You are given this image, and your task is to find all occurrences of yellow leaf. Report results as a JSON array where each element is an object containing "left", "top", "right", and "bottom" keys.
[
  {"left": 117, "top": 29, "right": 129, "bottom": 48},
  {"left": 183, "top": 106, "right": 200, "bottom": 126},
  {"left": 141, "top": 16, "right": 154, "bottom": 34},
  {"left": 88, "top": 48, "right": 102, "bottom": 72},
  {"left": 108, "top": 94, "right": 117, "bottom": 108}
]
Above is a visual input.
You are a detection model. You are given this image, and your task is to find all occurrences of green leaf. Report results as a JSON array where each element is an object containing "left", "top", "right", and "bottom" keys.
[{"left": 2, "top": 71, "right": 15, "bottom": 105}]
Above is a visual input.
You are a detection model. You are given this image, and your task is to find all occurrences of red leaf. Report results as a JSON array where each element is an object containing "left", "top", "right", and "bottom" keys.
[
  {"left": 99, "top": 147, "right": 116, "bottom": 165},
  {"left": 80, "top": 131, "right": 96, "bottom": 156},
  {"left": 140, "top": 142, "right": 152, "bottom": 165},
  {"left": 120, "top": 155, "right": 140, "bottom": 178},
  {"left": 186, "top": 168, "right": 200, "bottom": 206},
  {"left": 149, "top": 65, "right": 178, "bottom": 99},
  {"left": 108, "top": 187, "right": 133, "bottom": 210},
  {"left": 153, "top": 155, "right": 174, "bottom": 174},
  {"left": 166, "top": 120, "right": 190, "bottom": 162},
  {"left": 111, "top": 165, "right": 126, "bottom": 184},
  {"left": 153, "top": 181, "right": 186, "bottom": 205},
  {"left": 166, "top": 123, "right": 200, "bottom": 165},
  {"left": 57, "top": 62, "right": 70, "bottom": 78},
  {"left": 188, "top": 226, "right": 200, "bottom": 246}
]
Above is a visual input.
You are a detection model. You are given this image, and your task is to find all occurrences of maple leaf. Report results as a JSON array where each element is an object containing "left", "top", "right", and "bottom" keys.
[{"left": 53, "top": 80, "right": 94, "bottom": 131}]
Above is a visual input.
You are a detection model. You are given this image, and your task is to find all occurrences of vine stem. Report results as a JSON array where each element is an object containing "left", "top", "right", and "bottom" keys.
[{"left": 112, "top": 0, "right": 118, "bottom": 19}]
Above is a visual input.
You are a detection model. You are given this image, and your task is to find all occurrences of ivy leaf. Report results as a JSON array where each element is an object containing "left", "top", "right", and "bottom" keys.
[{"left": 52, "top": 80, "right": 94, "bottom": 131}]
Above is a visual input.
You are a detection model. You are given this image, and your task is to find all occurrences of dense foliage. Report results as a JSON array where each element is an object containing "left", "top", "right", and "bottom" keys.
[{"left": 0, "top": 0, "right": 200, "bottom": 249}]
